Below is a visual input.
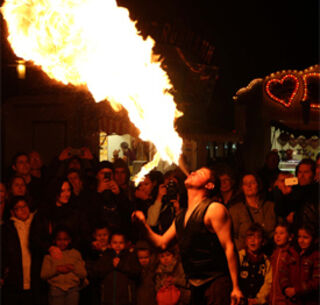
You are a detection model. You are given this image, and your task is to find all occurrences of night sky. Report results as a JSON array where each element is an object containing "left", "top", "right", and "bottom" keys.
[
  {"left": 119, "top": 0, "right": 319, "bottom": 99},
  {"left": 1, "top": 0, "right": 319, "bottom": 102}
]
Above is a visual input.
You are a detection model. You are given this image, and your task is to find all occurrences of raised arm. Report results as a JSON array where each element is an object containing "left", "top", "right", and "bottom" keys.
[
  {"left": 132, "top": 210, "right": 176, "bottom": 249},
  {"left": 206, "top": 203, "right": 244, "bottom": 305}
]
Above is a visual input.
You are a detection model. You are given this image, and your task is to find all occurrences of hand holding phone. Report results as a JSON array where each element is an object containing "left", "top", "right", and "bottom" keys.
[{"left": 284, "top": 177, "right": 298, "bottom": 186}]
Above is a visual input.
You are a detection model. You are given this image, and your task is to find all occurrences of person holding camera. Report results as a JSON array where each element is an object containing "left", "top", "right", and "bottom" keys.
[
  {"left": 147, "top": 170, "right": 186, "bottom": 234},
  {"left": 272, "top": 158, "right": 319, "bottom": 235},
  {"left": 93, "top": 161, "right": 132, "bottom": 237}
]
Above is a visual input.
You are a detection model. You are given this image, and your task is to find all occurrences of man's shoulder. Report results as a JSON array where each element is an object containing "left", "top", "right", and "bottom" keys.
[{"left": 205, "top": 201, "right": 229, "bottom": 220}]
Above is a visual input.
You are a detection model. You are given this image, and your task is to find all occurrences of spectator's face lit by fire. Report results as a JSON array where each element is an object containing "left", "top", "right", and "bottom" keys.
[
  {"left": 94, "top": 228, "right": 110, "bottom": 249},
  {"left": 13, "top": 155, "right": 31, "bottom": 176},
  {"left": 242, "top": 175, "right": 259, "bottom": 197},
  {"left": 97, "top": 168, "right": 114, "bottom": 183},
  {"left": 137, "top": 249, "right": 151, "bottom": 267},
  {"left": 297, "top": 229, "right": 313, "bottom": 251},
  {"left": 274, "top": 226, "right": 290, "bottom": 247},
  {"left": 29, "top": 151, "right": 42, "bottom": 170},
  {"left": 110, "top": 234, "right": 125, "bottom": 254},
  {"left": 139, "top": 176, "right": 154, "bottom": 198},
  {"left": 159, "top": 251, "right": 174, "bottom": 266},
  {"left": 11, "top": 177, "right": 27, "bottom": 196},
  {"left": 246, "top": 232, "right": 263, "bottom": 254},
  {"left": 297, "top": 164, "right": 314, "bottom": 186},
  {"left": 58, "top": 182, "right": 72, "bottom": 205},
  {"left": 114, "top": 167, "right": 128, "bottom": 187},
  {"left": 219, "top": 174, "right": 234, "bottom": 193},
  {"left": 55, "top": 231, "right": 71, "bottom": 251},
  {"left": 67, "top": 172, "right": 82, "bottom": 192},
  {"left": 12, "top": 200, "right": 30, "bottom": 221}
]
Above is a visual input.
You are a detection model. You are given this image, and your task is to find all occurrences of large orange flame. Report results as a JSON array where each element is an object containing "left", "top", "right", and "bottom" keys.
[{"left": 1, "top": 0, "right": 183, "bottom": 184}]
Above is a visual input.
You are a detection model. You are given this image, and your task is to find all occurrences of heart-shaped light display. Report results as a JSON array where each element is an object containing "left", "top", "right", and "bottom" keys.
[{"left": 265, "top": 74, "right": 300, "bottom": 107}]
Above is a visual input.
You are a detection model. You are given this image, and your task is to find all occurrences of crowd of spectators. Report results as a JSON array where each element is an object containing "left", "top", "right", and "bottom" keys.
[{"left": 0, "top": 146, "right": 319, "bottom": 305}]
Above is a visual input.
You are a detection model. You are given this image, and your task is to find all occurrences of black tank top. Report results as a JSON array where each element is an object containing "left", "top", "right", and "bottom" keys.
[{"left": 175, "top": 199, "right": 230, "bottom": 280}]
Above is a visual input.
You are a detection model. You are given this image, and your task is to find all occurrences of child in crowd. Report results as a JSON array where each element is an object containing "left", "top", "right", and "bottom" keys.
[
  {"left": 88, "top": 231, "right": 141, "bottom": 305},
  {"left": 155, "top": 247, "right": 190, "bottom": 305},
  {"left": 279, "top": 224, "right": 319, "bottom": 305},
  {"left": 238, "top": 223, "right": 272, "bottom": 305},
  {"left": 135, "top": 240, "right": 157, "bottom": 305},
  {"left": 91, "top": 224, "right": 111, "bottom": 256},
  {"left": 41, "top": 227, "right": 87, "bottom": 305},
  {"left": 83, "top": 224, "right": 111, "bottom": 305},
  {"left": 269, "top": 222, "right": 293, "bottom": 305}
]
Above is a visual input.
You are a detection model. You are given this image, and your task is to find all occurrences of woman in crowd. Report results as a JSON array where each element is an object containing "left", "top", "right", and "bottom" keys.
[
  {"left": 38, "top": 179, "right": 91, "bottom": 255},
  {"left": 229, "top": 173, "right": 277, "bottom": 252},
  {"left": 217, "top": 165, "right": 241, "bottom": 208},
  {"left": 134, "top": 170, "right": 164, "bottom": 217}
]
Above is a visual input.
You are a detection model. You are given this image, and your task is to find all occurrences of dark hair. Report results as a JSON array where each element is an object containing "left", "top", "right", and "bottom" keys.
[
  {"left": 144, "top": 170, "right": 164, "bottom": 202},
  {"left": 11, "top": 152, "right": 29, "bottom": 167},
  {"left": 51, "top": 179, "right": 73, "bottom": 202},
  {"left": 204, "top": 167, "right": 220, "bottom": 198},
  {"left": 66, "top": 168, "right": 83, "bottom": 180},
  {"left": 109, "top": 231, "right": 126, "bottom": 242},
  {"left": 135, "top": 240, "right": 151, "bottom": 251},
  {"left": 246, "top": 222, "right": 265, "bottom": 240},
  {"left": 275, "top": 220, "right": 293, "bottom": 236},
  {"left": 296, "top": 158, "right": 316, "bottom": 176},
  {"left": 113, "top": 158, "right": 130, "bottom": 178},
  {"left": 298, "top": 224, "right": 317, "bottom": 241},
  {"left": 158, "top": 245, "right": 175, "bottom": 256},
  {"left": 95, "top": 161, "right": 114, "bottom": 174},
  {"left": 93, "top": 223, "right": 110, "bottom": 234},
  {"left": 9, "top": 195, "right": 30, "bottom": 211},
  {"left": 51, "top": 225, "right": 73, "bottom": 248}
]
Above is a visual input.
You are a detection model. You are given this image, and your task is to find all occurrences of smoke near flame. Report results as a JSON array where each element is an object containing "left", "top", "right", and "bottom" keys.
[{"left": 1, "top": 0, "right": 183, "bottom": 184}]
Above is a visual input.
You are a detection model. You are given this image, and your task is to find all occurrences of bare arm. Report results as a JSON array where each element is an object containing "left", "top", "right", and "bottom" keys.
[
  {"left": 132, "top": 210, "right": 176, "bottom": 249},
  {"left": 205, "top": 203, "right": 244, "bottom": 305}
]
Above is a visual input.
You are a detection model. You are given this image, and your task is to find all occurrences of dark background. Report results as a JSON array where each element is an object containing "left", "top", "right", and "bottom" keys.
[
  {"left": 119, "top": 0, "right": 319, "bottom": 99},
  {"left": 2, "top": 0, "right": 319, "bottom": 100}
]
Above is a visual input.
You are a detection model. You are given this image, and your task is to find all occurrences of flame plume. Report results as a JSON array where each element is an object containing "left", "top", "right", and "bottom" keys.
[{"left": 1, "top": 0, "right": 183, "bottom": 184}]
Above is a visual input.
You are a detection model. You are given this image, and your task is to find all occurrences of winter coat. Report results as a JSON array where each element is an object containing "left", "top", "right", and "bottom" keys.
[
  {"left": 1, "top": 211, "right": 51, "bottom": 303},
  {"left": 238, "top": 249, "right": 272, "bottom": 305},
  {"left": 41, "top": 248, "right": 87, "bottom": 291},
  {"left": 136, "top": 257, "right": 157, "bottom": 305},
  {"left": 269, "top": 245, "right": 293, "bottom": 305},
  {"left": 229, "top": 200, "right": 277, "bottom": 250},
  {"left": 279, "top": 246, "right": 320, "bottom": 305},
  {"left": 88, "top": 248, "right": 141, "bottom": 305}
]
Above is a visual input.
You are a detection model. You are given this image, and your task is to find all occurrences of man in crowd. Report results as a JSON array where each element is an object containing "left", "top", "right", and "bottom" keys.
[
  {"left": 132, "top": 166, "right": 244, "bottom": 305},
  {"left": 11, "top": 152, "right": 43, "bottom": 209}
]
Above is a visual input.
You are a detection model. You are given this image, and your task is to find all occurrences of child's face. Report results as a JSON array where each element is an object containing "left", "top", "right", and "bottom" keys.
[
  {"left": 137, "top": 249, "right": 150, "bottom": 267},
  {"left": 110, "top": 234, "right": 125, "bottom": 253},
  {"left": 159, "top": 251, "right": 174, "bottom": 266},
  {"left": 274, "top": 226, "right": 290, "bottom": 247},
  {"left": 298, "top": 229, "right": 313, "bottom": 251},
  {"left": 94, "top": 228, "right": 109, "bottom": 248},
  {"left": 246, "top": 232, "right": 263, "bottom": 253},
  {"left": 55, "top": 231, "right": 71, "bottom": 251}
]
